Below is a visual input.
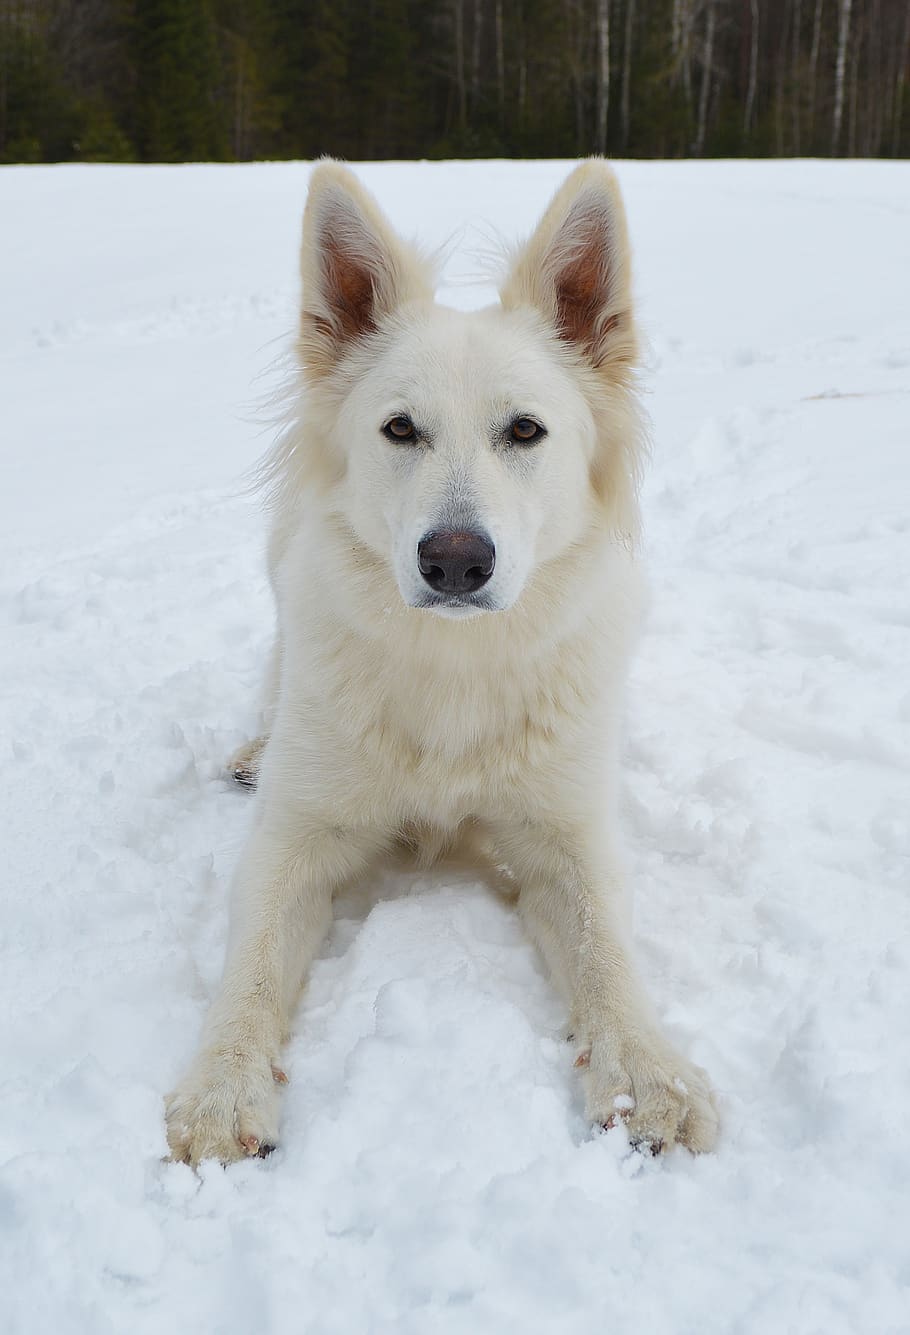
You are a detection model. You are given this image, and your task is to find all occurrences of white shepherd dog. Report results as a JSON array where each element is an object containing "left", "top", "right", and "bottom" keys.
[{"left": 166, "top": 159, "right": 718, "bottom": 1164}]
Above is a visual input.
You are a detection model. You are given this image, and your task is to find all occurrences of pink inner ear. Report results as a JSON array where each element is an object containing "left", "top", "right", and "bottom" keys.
[
  {"left": 552, "top": 209, "right": 616, "bottom": 355},
  {"left": 323, "top": 231, "right": 377, "bottom": 342}
]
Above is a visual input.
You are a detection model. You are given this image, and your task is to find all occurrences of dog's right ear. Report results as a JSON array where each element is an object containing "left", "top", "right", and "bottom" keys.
[{"left": 299, "top": 161, "right": 434, "bottom": 378}]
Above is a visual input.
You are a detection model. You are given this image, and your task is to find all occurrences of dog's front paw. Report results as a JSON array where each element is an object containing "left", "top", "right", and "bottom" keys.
[
  {"left": 579, "top": 1030, "right": 718, "bottom": 1154},
  {"left": 165, "top": 1050, "right": 282, "bottom": 1166},
  {"left": 228, "top": 736, "right": 267, "bottom": 789}
]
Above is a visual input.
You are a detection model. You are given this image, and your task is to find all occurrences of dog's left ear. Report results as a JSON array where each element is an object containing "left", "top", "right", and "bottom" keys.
[{"left": 500, "top": 159, "right": 636, "bottom": 378}]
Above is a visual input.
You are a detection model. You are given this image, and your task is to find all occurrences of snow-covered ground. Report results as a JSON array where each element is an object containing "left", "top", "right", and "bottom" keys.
[{"left": 1, "top": 159, "right": 908, "bottom": 1333}]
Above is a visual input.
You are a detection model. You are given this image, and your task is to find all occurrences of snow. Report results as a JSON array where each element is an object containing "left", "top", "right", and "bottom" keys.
[{"left": 1, "top": 159, "right": 909, "bottom": 1333}]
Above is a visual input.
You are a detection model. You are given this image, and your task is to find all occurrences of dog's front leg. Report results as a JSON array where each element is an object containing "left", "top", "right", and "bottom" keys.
[
  {"left": 494, "top": 819, "right": 718, "bottom": 1153},
  {"left": 166, "top": 813, "right": 379, "bottom": 1165}
]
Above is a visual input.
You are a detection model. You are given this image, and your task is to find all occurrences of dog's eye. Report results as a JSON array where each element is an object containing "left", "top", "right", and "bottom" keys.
[
  {"left": 509, "top": 417, "right": 546, "bottom": 445},
  {"left": 383, "top": 415, "right": 417, "bottom": 442}
]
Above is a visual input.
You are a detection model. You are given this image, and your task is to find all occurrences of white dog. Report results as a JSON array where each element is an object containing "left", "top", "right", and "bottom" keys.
[{"left": 165, "top": 159, "right": 718, "bottom": 1164}]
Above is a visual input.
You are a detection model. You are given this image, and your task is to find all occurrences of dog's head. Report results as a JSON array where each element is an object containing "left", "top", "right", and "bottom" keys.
[{"left": 293, "top": 160, "right": 643, "bottom": 618}]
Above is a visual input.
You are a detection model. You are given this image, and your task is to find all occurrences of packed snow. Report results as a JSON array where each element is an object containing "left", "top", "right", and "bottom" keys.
[{"left": 1, "top": 159, "right": 909, "bottom": 1334}]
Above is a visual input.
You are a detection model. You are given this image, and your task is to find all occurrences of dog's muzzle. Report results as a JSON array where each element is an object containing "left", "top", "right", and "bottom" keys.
[{"left": 417, "top": 530, "right": 495, "bottom": 595}]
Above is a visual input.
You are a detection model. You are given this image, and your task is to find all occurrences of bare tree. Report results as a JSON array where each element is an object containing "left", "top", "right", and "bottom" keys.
[
  {"left": 792, "top": 0, "right": 803, "bottom": 153},
  {"left": 564, "top": 0, "right": 588, "bottom": 152},
  {"left": 831, "top": 0, "right": 853, "bottom": 152},
  {"left": 454, "top": 0, "right": 467, "bottom": 134},
  {"left": 495, "top": 0, "right": 505, "bottom": 129},
  {"left": 807, "top": 0, "right": 825, "bottom": 144},
  {"left": 672, "top": 0, "right": 697, "bottom": 107},
  {"left": 595, "top": 0, "right": 611, "bottom": 153},
  {"left": 696, "top": 0, "right": 716, "bottom": 154},
  {"left": 516, "top": 0, "right": 527, "bottom": 133},
  {"left": 847, "top": 3, "right": 862, "bottom": 153},
  {"left": 893, "top": 0, "right": 910, "bottom": 154},
  {"left": 470, "top": 0, "right": 482, "bottom": 113},
  {"left": 621, "top": 0, "right": 636, "bottom": 150},
  {"left": 744, "top": 0, "right": 760, "bottom": 135}
]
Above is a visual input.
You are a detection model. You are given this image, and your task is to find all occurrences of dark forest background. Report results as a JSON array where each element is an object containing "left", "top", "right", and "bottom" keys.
[{"left": 1, "top": 0, "right": 907, "bottom": 163}]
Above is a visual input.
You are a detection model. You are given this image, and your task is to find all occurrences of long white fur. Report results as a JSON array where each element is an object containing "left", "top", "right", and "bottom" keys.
[{"left": 165, "top": 160, "right": 718, "bottom": 1164}]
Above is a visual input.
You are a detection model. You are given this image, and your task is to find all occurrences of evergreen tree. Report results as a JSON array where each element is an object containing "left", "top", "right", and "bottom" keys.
[
  {"left": 293, "top": 0, "right": 357, "bottom": 160},
  {"left": 357, "top": 0, "right": 421, "bottom": 160},
  {"left": 1, "top": 0, "right": 907, "bottom": 164},
  {"left": 133, "top": 0, "right": 228, "bottom": 160}
]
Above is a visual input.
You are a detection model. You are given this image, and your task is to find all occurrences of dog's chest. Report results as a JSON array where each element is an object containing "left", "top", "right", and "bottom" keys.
[{"left": 329, "top": 632, "right": 601, "bottom": 822}]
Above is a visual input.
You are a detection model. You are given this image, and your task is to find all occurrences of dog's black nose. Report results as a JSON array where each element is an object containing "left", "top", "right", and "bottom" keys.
[{"left": 417, "top": 530, "right": 495, "bottom": 594}]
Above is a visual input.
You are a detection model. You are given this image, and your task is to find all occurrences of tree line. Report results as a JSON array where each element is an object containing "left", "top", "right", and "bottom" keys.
[{"left": 1, "top": 0, "right": 907, "bottom": 163}]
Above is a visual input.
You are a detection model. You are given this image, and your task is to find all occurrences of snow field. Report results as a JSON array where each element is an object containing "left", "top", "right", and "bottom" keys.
[{"left": 1, "top": 159, "right": 909, "bottom": 1333}]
